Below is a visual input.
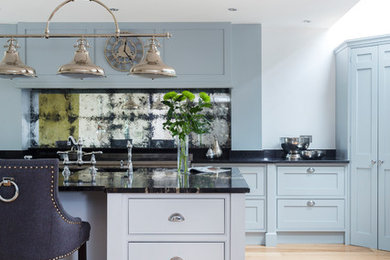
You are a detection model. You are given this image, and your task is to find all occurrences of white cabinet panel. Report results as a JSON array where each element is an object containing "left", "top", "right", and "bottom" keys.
[
  {"left": 277, "top": 199, "right": 345, "bottom": 231},
  {"left": 277, "top": 166, "right": 344, "bottom": 196},
  {"left": 129, "top": 243, "right": 224, "bottom": 260},
  {"left": 245, "top": 199, "right": 265, "bottom": 231},
  {"left": 241, "top": 167, "right": 265, "bottom": 196},
  {"left": 128, "top": 198, "right": 225, "bottom": 235}
]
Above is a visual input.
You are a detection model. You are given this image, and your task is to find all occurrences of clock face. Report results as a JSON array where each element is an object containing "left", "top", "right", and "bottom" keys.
[{"left": 104, "top": 36, "right": 144, "bottom": 72}]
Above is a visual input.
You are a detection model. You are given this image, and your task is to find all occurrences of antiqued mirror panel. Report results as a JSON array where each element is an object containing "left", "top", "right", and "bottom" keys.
[{"left": 29, "top": 89, "right": 231, "bottom": 149}]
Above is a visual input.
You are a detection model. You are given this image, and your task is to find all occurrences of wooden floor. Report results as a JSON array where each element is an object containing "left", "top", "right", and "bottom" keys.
[{"left": 246, "top": 244, "right": 390, "bottom": 260}]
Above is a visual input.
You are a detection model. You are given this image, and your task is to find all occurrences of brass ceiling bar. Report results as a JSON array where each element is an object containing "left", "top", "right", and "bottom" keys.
[
  {"left": 45, "top": 0, "right": 74, "bottom": 38},
  {"left": 44, "top": 0, "right": 121, "bottom": 38},
  {"left": 0, "top": 33, "right": 172, "bottom": 38}
]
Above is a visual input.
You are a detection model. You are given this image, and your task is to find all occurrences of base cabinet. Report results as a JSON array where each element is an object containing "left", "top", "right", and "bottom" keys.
[
  {"left": 107, "top": 193, "right": 245, "bottom": 260},
  {"left": 267, "top": 164, "right": 348, "bottom": 246},
  {"left": 193, "top": 163, "right": 348, "bottom": 246}
]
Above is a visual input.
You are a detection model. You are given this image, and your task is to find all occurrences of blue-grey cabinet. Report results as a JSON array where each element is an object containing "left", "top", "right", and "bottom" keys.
[
  {"left": 271, "top": 165, "right": 347, "bottom": 239},
  {"left": 335, "top": 36, "right": 390, "bottom": 251},
  {"left": 9, "top": 22, "right": 232, "bottom": 88},
  {"left": 378, "top": 43, "right": 390, "bottom": 251}
]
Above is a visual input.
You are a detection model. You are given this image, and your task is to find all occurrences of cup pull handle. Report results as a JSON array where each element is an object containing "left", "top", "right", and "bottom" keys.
[
  {"left": 307, "top": 167, "right": 315, "bottom": 174},
  {"left": 170, "top": 257, "right": 183, "bottom": 260},
  {"left": 307, "top": 200, "right": 316, "bottom": 207},
  {"left": 168, "top": 213, "right": 185, "bottom": 222}
]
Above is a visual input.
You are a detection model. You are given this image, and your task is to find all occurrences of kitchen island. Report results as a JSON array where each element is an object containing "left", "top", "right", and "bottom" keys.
[{"left": 59, "top": 168, "right": 250, "bottom": 260}]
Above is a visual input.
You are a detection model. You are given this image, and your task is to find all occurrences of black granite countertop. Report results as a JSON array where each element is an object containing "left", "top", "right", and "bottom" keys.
[
  {"left": 0, "top": 148, "right": 349, "bottom": 164},
  {"left": 192, "top": 149, "right": 349, "bottom": 164},
  {"left": 59, "top": 167, "right": 250, "bottom": 193}
]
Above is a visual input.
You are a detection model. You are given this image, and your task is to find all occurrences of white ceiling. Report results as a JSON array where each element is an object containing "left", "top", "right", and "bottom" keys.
[{"left": 0, "top": 0, "right": 360, "bottom": 28}]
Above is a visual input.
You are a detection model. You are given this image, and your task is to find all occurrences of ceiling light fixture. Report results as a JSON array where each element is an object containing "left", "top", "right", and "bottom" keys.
[
  {"left": 0, "top": 38, "right": 36, "bottom": 78},
  {"left": 130, "top": 37, "right": 176, "bottom": 79},
  {"left": 0, "top": 0, "right": 175, "bottom": 80},
  {"left": 58, "top": 38, "right": 105, "bottom": 78}
]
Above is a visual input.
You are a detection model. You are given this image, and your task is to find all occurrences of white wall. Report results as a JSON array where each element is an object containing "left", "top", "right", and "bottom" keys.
[
  {"left": 262, "top": 0, "right": 390, "bottom": 149},
  {"left": 262, "top": 26, "right": 336, "bottom": 149}
]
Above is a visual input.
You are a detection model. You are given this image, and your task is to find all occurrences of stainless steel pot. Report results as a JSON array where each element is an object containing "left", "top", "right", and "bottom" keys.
[{"left": 280, "top": 135, "right": 312, "bottom": 160}]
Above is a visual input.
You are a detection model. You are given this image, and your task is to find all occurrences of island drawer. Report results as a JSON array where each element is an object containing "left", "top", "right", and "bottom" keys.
[
  {"left": 128, "top": 242, "right": 224, "bottom": 260},
  {"left": 128, "top": 198, "right": 225, "bottom": 235},
  {"left": 277, "top": 199, "right": 345, "bottom": 231},
  {"left": 277, "top": 166, "right": 345, "bottom": 196}
]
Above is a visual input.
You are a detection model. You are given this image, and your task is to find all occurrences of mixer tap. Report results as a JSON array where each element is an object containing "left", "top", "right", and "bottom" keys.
[
  {"left": 127, "top": 140, "right": 133, "bottom": 175},
  {"left": 67, "top": 136, "right": 84, "bottom": 165}
]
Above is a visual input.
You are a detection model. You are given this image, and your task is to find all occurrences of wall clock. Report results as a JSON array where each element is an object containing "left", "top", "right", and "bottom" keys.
[{"left": 104, "top": 34, "right": 144, "bottom": 72}]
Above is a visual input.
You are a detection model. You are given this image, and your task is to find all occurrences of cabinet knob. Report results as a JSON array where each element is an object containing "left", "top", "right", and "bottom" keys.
[
  {"left": 306, "top": 167, "right": 315, "bottom": 174},
  {"left": 371, "top": 160, "right": 377, "bottom": 166},
  {"left": 307, "top": 200, "right": 316, "bottom": 207},
  {"left": 168, "top": 213, "right": 185, "bottom": 222},
  {"left": 170, "top": 257, "right": 183, "bottom": 260},
  {"left": 378, "top": 160, "right": 384, "bottom": 166}
]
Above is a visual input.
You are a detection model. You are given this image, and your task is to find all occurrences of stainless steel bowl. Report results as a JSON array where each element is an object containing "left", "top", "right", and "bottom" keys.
[
  {"left": 280, "top": 135, "right": 312, "bottom": 160},
  {"left": 300, "top": 150, "right": 326, "bottom": 160}
]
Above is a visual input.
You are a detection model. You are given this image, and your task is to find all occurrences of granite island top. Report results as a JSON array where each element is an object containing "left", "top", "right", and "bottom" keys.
[{"left": 59, "top": 167, "right": 250, "bottom": 193}]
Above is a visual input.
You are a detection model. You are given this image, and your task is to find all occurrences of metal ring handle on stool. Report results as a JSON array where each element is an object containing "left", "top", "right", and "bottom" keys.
[{"left": 0, "top": 180, "right": 19, "bottom": 203}]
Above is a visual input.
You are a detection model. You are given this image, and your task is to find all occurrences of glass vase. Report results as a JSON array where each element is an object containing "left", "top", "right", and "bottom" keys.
[{"left": 177, "top": 135, "right": 189, "bottom": 175}]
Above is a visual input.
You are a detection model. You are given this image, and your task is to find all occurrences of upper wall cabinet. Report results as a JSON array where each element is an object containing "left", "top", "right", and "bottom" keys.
[{"left": 8, "top": 22, "right": 232, "bottom": 88}]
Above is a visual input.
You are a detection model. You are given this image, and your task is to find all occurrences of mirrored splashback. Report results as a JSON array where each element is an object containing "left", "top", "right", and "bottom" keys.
[{"left": 29, "top": 89, "right": 231, "bottom": 149}]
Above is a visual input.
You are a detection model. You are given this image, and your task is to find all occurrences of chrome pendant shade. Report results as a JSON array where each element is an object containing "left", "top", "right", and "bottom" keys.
[
  {"left": 0, "top": 39, "right": 36, "bottom": 78},
  {"left": 130, "top": 38, "right": 176, "bottom": 79},
  {"left": 58, "top": 38, "right": 105, "bottom": 79}
]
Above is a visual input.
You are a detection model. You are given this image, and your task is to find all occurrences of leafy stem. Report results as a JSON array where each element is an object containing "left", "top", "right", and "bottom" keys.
[{"left": 162, "top": 91, "right": 212, "bottom": 140}]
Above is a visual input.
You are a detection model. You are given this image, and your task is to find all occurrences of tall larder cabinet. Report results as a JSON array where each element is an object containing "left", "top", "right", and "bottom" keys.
[{"left": 336, "top": 35, "right": 390, "bottom": 251}]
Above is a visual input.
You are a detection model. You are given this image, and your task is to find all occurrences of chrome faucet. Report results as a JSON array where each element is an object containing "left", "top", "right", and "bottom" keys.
[
  {"left": 67, "top": 136, "right": 84, "bottom": 165},
  {"left": 58, "top": 136, "right": 103, "bottom": 183},
  {"left": 127, "top": 140, "right": 133, "bottom": 174},
  {"left": 120, "top": 140, "right": 133, "bottom": 176}
]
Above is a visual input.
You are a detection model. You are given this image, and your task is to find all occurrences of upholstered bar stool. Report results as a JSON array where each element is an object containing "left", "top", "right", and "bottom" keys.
[{"left": 0, "top": 159, "right": 90, "bottom": 260}]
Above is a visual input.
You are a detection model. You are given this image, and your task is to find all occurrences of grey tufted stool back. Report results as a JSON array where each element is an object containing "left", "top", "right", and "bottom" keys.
[{"left": 0, "top": 159, "right": 90, "bottom": 260}]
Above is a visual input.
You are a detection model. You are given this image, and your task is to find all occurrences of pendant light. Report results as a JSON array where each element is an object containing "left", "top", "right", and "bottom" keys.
[
  {"left": 130, "top": 37, "right": 176, "bottom": 79},
  {"left": 0, "top": 0, "right": 176, "bottom": 80},
  {"left": 58, "top": 38, "right": 105, "bottom": 79},
  {"left": 0, "top": 38, "right": 36, "bottom": 79}
]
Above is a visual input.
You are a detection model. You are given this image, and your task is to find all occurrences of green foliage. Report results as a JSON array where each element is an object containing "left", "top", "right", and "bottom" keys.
[{"left": 163, "top": 91, "right": 212, "bottom": 141}]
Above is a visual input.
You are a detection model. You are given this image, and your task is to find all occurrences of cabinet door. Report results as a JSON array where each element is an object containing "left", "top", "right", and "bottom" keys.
[
  {"left": 350, "top": 46, "right": 378, "bottom": 248},
  {"left": 162, "top": 23, "right": 231, "bottom": 85},
  {"left": 240, "top": 166, "right": 265, "bottom": 196},
  {"left": 245, "top": 198, "right": 265, "bottom": 231},
  {"left": 378, "top": 44, "right": 390, "bottom": 251}
]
